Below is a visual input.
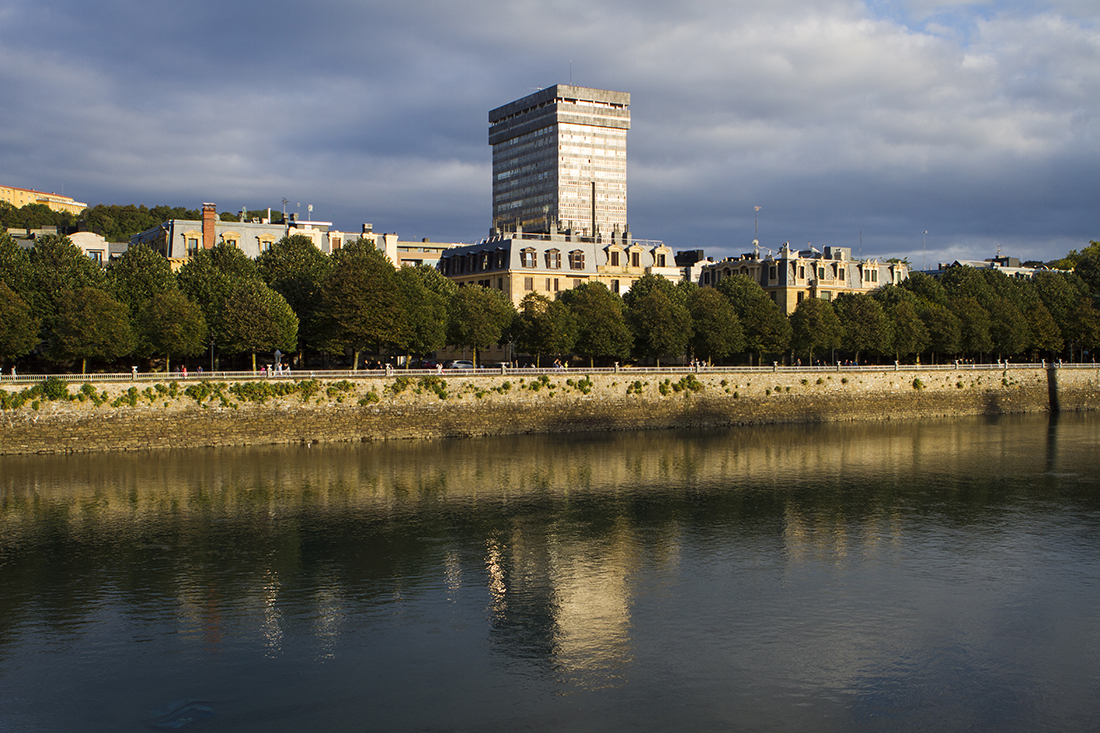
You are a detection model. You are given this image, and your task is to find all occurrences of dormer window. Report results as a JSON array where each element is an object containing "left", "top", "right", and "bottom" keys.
[
  {"left": 569, "top": 250, "right": 585, "bottom": 270},
  {"left": 521, "top": 248, "right": 537, "bottom": 268},
  {"left": 545, "top": 249, "right": 561, "bottom": 269}
]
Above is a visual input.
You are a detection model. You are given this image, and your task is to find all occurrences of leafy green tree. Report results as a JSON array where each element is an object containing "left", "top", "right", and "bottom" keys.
[
  {"left": 0, "top": 282, "right": 39, "bottom": 367},
  {"left": 406, "top": 263, "right": 458, "bottom": 300},
  {"left": 628, "top": 288, "right": 691, "bottom": 366},
  {"left": 623, "top": 273, "right": 685, "bottom": 308},
  {"left": 951, "top": 296, "right": 994, "bottom": 358},
  {"left": 834, "top": 293, "right": 893, "bottom": 363},
  {"left": 1025, "top": 302, "right": 1062, "bottom": 359},
  {"left": 446, "top": 285, "right": 515, "bottom": 366},
  {"left": 790, "top": 297, "right": 843, "bottom": 363},
  {"left": 560, "top": 282, "right": 632, "bottom": 366},
  {"left": 901, "top": 272, "right": 950, "bottom": 307},
  {"left": 138, "top": 290, "right": 209, "bottom": 373},
  {"left": 393, "top": 265, "right": 449, "bottom": 362},
  {"left": 178, "top": 242, "right": 261, "bottom": 350},
  {"left": 715, "top": 275, "right": 790, "bottom": 364},
  {"left": 50, "top": 287, "right": 134, "bottom": 373},
  {"left": 890, "top": 300, "right": 929, "bottom": 362},
  {"left": 218, "top": 279, "right": 299, "bottom": 371},
  {"left": 27, "top": 234, "right": 107, "bottom": 327},
  {"left": 0, "top": 232, "right": 33, "bottom": 295},
  {"left": 1063, "top": 298, "right": 1100, "bottom": 362},
  {"left": 1033, "top": 272, "right": 1089, "bottom": 359},
  {"left": 918, "top": 302, "right": 961, "bottom": 363},
  {"left": 988, "top": 296, "right": 1029, "bottom": 359},
  {"left": 941, "top": 265, "right": 996, "bottom": 308},
  {"left": 257, "top": 234, "right": 333, "bottom": 354},
  {"left": 1074, "top": 247, "right": 1100, "bottom": 298},
  {"left": 687, "top": 287, "right": 743, "bottom": 364},
  {"left": 107, "top": 243, "right": 177, "bottom": 318},
  {"left": 516, "top": 292, "right": 578, "bottom": 366},
  {"left": 319, "top": 239, "right": 403, "bottom": 367}
]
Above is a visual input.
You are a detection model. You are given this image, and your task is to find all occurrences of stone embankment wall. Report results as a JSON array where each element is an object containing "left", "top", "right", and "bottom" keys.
[{"left": 1, "top": 366, "right": 1097, "bottom": 455}]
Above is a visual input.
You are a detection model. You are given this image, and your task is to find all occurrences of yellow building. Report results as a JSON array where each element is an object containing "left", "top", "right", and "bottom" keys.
[
  {"left": 0, "top": 185, "right": 87, "bottom": 215},
  {"left": 439, "top": 231, "right": 679, "bottom": 307}
]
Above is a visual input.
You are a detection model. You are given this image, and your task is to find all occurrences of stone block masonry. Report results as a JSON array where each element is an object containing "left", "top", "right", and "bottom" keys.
[{"left": 1, "top": 366, "right": 1097, "bottom": 455}]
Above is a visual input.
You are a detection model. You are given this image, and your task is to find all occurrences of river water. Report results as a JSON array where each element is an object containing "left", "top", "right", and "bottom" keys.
[{"left": 1, "top": 414, "right": 1099, "bottom": 732}]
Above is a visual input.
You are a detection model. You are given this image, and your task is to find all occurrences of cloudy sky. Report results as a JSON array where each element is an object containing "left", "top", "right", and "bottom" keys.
[{"left": 1, "top": 0, "right": 1097, "bottom": 265}]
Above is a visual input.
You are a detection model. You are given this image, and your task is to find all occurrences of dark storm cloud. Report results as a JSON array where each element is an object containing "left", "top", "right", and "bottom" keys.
[{"left": 1, "top": 0, "right": 1097, "bottom": 260}]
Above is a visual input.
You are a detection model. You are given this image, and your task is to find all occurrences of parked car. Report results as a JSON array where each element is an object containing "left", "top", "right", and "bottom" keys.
[{"left": 445, "top": 360, "right": 475, "bottom": 370}]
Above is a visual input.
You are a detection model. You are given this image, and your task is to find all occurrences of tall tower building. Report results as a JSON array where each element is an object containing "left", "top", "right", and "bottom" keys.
[{"left": 489, "top": 85, "right": 630, "bottom": 237}]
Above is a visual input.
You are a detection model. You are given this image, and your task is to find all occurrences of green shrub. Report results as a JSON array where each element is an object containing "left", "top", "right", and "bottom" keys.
[{"left": 41, "top": 377, "right": 69, "bottom": 401}]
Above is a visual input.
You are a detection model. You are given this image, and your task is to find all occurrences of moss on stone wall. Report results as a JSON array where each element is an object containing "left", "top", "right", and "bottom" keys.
[{"left": 1, "top": 367, "right": 1097, "bottom": 454}]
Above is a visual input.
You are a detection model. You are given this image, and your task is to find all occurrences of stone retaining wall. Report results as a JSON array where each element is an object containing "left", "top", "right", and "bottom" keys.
[{"left": 1, "top": 367, "right": 1098, "bottom": 454}]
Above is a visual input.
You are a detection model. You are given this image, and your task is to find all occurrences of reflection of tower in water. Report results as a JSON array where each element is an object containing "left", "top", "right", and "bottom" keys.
[{"left": 483, "top": 515, "right": 651, "bottom": 689}]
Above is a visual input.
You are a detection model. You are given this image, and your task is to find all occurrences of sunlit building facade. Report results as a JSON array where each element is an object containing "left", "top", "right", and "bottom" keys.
[{"left": 700, "top": 243, "right": 910, "bottom": 314}]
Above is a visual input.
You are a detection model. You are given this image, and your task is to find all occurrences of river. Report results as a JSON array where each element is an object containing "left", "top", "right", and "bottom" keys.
[{"left": 2, "top": 413, "right": 1099, "bottom": 731}]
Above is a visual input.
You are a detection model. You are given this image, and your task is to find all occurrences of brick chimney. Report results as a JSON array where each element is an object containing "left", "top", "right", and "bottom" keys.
[{"left": 202, "top": 203, "right": 217, "bottom": 250}]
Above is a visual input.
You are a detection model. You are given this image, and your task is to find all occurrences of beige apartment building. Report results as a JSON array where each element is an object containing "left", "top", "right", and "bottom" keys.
[
  {"left": 1, "top": 185, "right": 87, "bottom": 215},
  {"left": 700, "top": 243, "right": 909, "bottom": 314}
]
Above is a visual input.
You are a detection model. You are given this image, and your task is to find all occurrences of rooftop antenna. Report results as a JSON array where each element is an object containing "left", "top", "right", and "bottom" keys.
[
  {"left": 922, "top": 230, "right": 928, "bottom": 271},
  {"left": 859, "top": 229, "right": 862, "bottom": 259}
]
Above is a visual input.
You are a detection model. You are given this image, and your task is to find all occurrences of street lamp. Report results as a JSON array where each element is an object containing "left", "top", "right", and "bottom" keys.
[{"left": 922, "top": 230, "right": 928, "bottom": 271}]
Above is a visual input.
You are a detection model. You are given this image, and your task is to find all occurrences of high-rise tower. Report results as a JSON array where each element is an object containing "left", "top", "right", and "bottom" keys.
[{"left": 489, "top": 85, "right": 630, "bottom": 237}]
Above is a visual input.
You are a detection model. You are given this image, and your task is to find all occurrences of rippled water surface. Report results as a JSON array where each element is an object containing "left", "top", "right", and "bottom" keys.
[{"left": 2, "top": 414, "right": 1100, "bottom": 732}]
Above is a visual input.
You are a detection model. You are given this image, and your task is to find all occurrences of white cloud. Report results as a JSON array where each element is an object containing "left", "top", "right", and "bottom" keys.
[{"left": 0, "top": 0, "right": 1097, "bottom": 262}]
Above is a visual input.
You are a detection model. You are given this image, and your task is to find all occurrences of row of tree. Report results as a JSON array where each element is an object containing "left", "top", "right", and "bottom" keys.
[{"left": 1, "top": 231, "right": 1099, "bottom": 374}]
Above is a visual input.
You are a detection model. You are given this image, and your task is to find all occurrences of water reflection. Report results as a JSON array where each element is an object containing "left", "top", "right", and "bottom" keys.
[{"left": 1, "top": 413, "right": 1099, "bottom": 731}]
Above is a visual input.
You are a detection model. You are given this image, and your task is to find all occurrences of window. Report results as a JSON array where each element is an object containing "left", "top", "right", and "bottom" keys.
[
  {"left": 610, "top": 250, "right": 620, "bottom": 266},
  {"left": 818, "top": 267, "right": 826, "bottom": 279},
  {"left": 799, "top": 266, "right": 805, "bottom": 279},
  {"left": 545, "top": 278, "right": 551, "bottom": 291},
  {"left": 611, "top": 279, "right": 620, "bottom": 294},
  {"left": 496, "top": 250, "right": 507, "bottom": 268},
  {"left": 872, "top": 270, "right": 878, "bottom": 282},
  {"left": 521, "top": 248, "right": 537, "bottom": 268},
  {"left": 770, "top": 266, "right": 777, "bottom": 280},
  {"left": 554, "top": 278, "right": 560, "bottom": 292},
  {"left": 480, "top": 252, "right": 492, "bottom": 271},
  {"left": 656, "top": 253, "right": 666, "bottom": 267},
  {"left": 573, "top": 279, "right": 581, "bottom": 288},
  {"left": 797, "top": 291, "right": 805, "bottom": 303},
  {"left": 569, "top": 250, "right": 584, "bottom": 270},
  {"left": 497, "top": 277, "right": 504, "bottom": 290},
  {"left": 187, "top": 238, "right": 199, "bottom": 256},
  {"left": 88, "top": 250, "right": 103, "bottom": 264},
  {"left": 524, "top": 277, "right": 534, "bottom": 291},
  {"left": 631, "top": 252, "right": 640, "bottom": 268},
  {"left": 838, "top": 267, "right": 845, "bottom": 280},
  {"left": 545, "top": 249, "right": 561, "bottom": 269}
]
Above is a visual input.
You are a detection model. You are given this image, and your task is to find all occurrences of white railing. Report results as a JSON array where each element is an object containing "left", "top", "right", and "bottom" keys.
[{"left": 0, "top": 360, "right": 1094, "bottom": 385}]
